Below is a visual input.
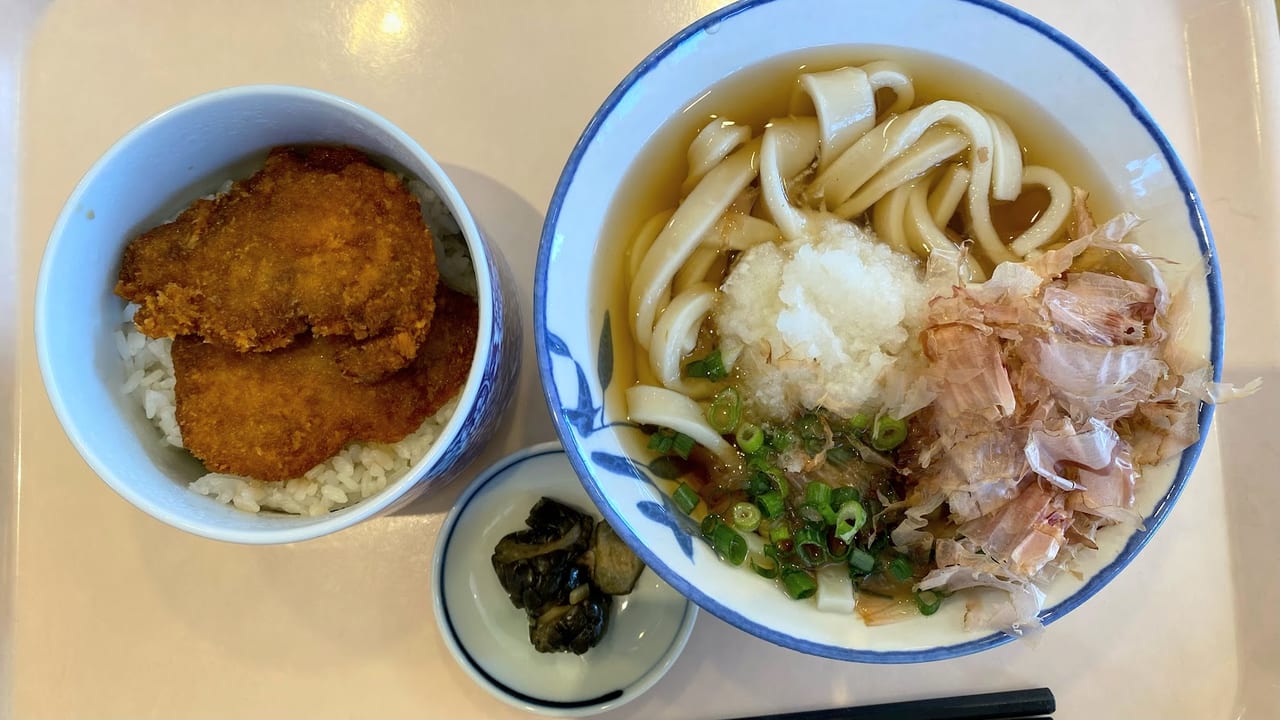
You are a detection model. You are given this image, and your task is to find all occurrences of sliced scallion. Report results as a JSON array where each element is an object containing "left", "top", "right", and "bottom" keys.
[
  {"left": 750, "top": 549, "right": 780, "bottom": 579},
  {"left": 767, "top": 429, "right": 794, "bottom": 453},
  {"left": 731, "top": 501, "right": 762, "bottom": 532},
  {"left": 826, "top": 530, "right": 849, "bottom": 560},
  {"left": 871, "top": 415, "right": 908, "bottom": 452},
  {"left": 887, "top": 556, "right": 914, "bottom": 582},
  {"left": 710, "top": 521, "right": 748, "bottom": 566},
  {"left": 647, "top": 432, "right": 670, "bottom": 454},
  {"left": 757, "top": 491, "right": 785, "bottom": 519},
  {"left": 781, "top": 568, "right": 817, "bottom": 600},
  {"left": 830, "top": 486, "right": 861, "bottom": 509},
  {"left": 819, "top": 504, "right": 837, "bottom": 526},
  {"left": 833, "top": 500, "right": 867, "bottom": 543},
  {"left": 848, "top": 547, "right": 876, "bottom": 575},
  {"left": 671, "top": 432, "right": 696, "bottom": 459},
  {"left": 798, "top": 502, "right": 824, "bottom": 524},
  {"left": 826, "top": 445, "right": 854, "bottom": 465},
  {"left": 672, "top": 483, "right": 700, "bottom": 514},
  {"left": 803, "top": 481, "right": 832, "bottom": 510},
  {"left": 769, "top": 524, "right": 792, "bottom": 545},
  {"left": 706, "top": 387, "right": 742, "bottom": 435},
  {"left": 700, "top": 514, "right": 719, "bottom": 539},
  {"left": 915, "top": 589, "right": 944, "bottom": 616},
  {"left": 847, "top": 413, "right": 871, "bottom": 433},
  {"left": 793, "top": 524, "right": 826, "bottom": 566},
  {"left": 747, "top": 457, "right": 787, "bottom": 498},
  {"left": 684, "top": 349, "right": 728, "bottom": 381},
  {"left": 735, "top": 422, "right": 765, "bottom": 454}
]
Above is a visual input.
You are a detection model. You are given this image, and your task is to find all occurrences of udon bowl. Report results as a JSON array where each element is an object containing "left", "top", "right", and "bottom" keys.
[
  {"left": 36, "top": 85, "right": 521, "bottom": 544},
  {"left": 535, "top": 0, "right": 1221, "bottom": 661}
]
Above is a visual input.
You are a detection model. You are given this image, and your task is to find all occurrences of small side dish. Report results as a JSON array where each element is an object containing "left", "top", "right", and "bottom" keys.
[{"left": 433, "top": 444, "right": 696, "bottom": 715}]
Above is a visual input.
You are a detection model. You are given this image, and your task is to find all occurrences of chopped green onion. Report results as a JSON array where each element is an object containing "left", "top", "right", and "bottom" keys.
[
  {"left": 700, "top": 515, "right": 744, "bottom": 564},
  {"left": 819, "top": 504, "right": 837, "bottom": 526},
  {"left": 672, "top": 483, "right": 700, "bottom": 514},
  {"left": 671, "top": 432, "right": 696, "bottom": 459},
  {"left": 793, "top": 524, "right": 826, "bottom": 566},
  {"left": 769, "top": 524, "right": 791, "bottom": 545},
  {"left": 887, "top": 556, "right": 914, "bottom": 582},
  {"left": 915, "top": 589, "right": 944, "bottom": 616},
  {"left": 848, "top": 547, "right": 876, "bottom": 575},
  {"left": 781, "top": 568, "right": 817, "bottom": 600},
  {"left": 747, "top": 548, "right": 778, "bottom": 576},
  {"left": 830, "top": 486, "right": 861, "bottom": 509},
  {"left": 826, "top": 445, "right": 855, "bottom": 465},
  {"left": 649, "top": 428, "right": 695, "bottom": 458},
  {"left": 826, "top": 530, "right": 850, "bottom": 560},
  {"left": 757, "top": 491, "right": 785, "bottom": 519},
  {"left": 706, "top": 387, "right": 742, "bottom": 434},
  {"left": 745, "top": 471, "right": 772, "bottom": 498},
  {"left": 684, "top": 349, "right": 728, "bottom": 381},
  {"left": 871, "top": 415, "right": 908, "bottom": 452},
  {"left": 700, "top": 514, "right": 720, "bottom": 538},
  {"left": 847, "top": 413, "right": 871, "bottom": 433},
  {"left": 730, "top": 501, "right": 762, "bottom": 532},
  {"left": 833, "top": 500, "right": 867, "bottom": 543},
  {"left": 709, "top": 521, "right": 748, "bottom": 566},
  {"left": 804, "top": 482, "right": 832, "bottom": 510},
  {"left": 796, "top": 413, "right": 822, "bottom": 440},
  {"left": 747, "top": 457, "right": 787, "bottom": 497},
  {"left": 647, "top": 432, "right": 670, "bottom": 454},
  {"left": 750, "top": 547, "right": 780, "bottom": 579},
  {"left": 735, "top": 422, "right": 765, "bottom": 454},
  {"left": 767, "top": 429, "right": 794, "bottom": 452}
]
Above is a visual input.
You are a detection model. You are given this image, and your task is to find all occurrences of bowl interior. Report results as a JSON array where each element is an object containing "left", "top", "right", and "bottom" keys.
[
  {"left": 536, "top": 0, "right": 1221, "bottom": 660},
  {"left": 36, "top": 86, "right": 493, "bottom": 542},
  {"left": 433, "top": 443, "right": 697, "bottom": 717}
]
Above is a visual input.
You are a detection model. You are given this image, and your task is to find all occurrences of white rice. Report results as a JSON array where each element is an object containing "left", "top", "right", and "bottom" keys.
[{"left": 118, "top": 173, "right": 476, "bottom": 516}]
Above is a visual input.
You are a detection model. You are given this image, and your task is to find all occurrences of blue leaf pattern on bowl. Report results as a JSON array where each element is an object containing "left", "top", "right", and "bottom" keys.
[
  {"left": 546, "top": 331, "right": 572, "bottom": 358},
  {"left": 548, "top": 311, "right": 699, "bottom": 561},
  {"left": 637, "top": 500, "right": 695, "bottom": 560}
]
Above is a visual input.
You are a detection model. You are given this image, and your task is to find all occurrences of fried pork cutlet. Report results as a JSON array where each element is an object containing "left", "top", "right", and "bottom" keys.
[
  {"left": 116, "top": 146, "right": 439, "bottom": 381},
  {"left": 171, "top": 287, "right": 478, "bottom": 482}
]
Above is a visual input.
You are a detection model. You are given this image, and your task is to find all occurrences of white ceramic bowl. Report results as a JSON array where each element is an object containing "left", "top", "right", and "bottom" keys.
[
  {"left": 433, "top": 443, "right": 697, "bottom": 716},
  {"left": 36, "top": 85, "right": 521, "bottom": 544},
  {"left": 535, "top": 0, "right": 1221, "bottom": 661}
]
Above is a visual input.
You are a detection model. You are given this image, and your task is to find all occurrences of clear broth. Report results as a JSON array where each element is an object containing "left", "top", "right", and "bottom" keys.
[{"left": 592, "top": 45, "right": 1123, "bottom": 444}]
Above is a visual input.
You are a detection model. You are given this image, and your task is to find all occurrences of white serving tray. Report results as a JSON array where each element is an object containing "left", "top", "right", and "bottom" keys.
[{"left": 3, "top": 0, "right": 1276, "bottom": 718}]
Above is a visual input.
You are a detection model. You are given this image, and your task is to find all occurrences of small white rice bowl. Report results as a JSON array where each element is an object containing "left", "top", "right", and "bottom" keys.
[
  {"left": 36, "top": 85, "right": 521, "bottom": 544},
  {"left": 114, "top": 178, "right": 476, "bottom": 517}
]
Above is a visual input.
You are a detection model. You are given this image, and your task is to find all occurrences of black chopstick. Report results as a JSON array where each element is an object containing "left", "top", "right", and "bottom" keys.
[{"left": 720, "top": 688, "right": 1055, "bottom": 720}]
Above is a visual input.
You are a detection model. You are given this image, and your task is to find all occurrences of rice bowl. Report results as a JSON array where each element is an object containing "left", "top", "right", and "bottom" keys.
[
  {"left": 115, "top": 176, "right": 477, "bottom": 516},
  {"left": 36, "top": 85, "right": 522, "bottom": 543}
]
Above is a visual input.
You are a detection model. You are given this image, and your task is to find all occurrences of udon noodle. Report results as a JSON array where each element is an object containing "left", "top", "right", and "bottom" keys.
[{"left": 619, "top": 60, "right": 1233, "bottom": 630}]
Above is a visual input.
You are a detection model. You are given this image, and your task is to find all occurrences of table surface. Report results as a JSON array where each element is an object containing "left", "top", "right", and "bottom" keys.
[{"left": 5, "top": 1, "right": 1280, "bottom": 719}]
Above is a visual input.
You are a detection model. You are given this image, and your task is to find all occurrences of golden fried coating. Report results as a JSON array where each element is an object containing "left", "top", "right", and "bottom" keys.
[
  {"left": 171, "top": 288, "right": 478, "bottom": 481},
  {"left": 116, "top": 146, "right": 439, "bottom": 381}
]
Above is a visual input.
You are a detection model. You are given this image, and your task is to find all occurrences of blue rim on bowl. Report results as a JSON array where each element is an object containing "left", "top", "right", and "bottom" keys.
[
  {"left": 432, "top": 442, "right": 698, "bottom": 716},
  {"left": 534, "top": 0, "right": 1223, "bottom": 662}
]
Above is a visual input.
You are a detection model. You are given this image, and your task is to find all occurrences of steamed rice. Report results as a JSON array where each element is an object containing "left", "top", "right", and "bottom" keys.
[{"left": 116, "top": 173, "right": 476, "bottom": 516}]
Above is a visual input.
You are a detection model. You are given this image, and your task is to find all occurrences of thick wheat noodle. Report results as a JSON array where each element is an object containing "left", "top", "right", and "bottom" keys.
[
  {"left": 649, "top": 283, "right": 719, "bottom": 398},
  {"left": 630, "top": 138, "right": 761, "bottom": 350}
]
